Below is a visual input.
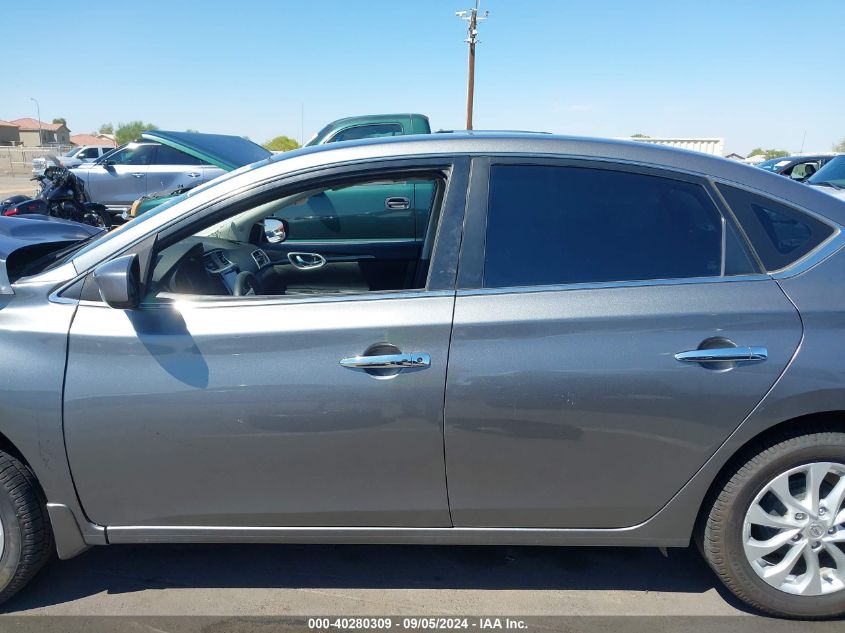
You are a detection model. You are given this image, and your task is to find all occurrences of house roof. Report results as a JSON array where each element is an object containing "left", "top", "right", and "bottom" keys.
[
  {"left": 70, "top": 133, "right": 117, "bottom": 147},
  {"left": 0, "top": 120, "right": 18, "bottom": 128},
  {"left": 8, "top": 118, "right": 66, "bottom": 131}
]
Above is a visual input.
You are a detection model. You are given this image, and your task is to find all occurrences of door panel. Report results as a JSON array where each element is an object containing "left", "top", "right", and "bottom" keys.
[
  {"left": 444, "top": 279, "right": 802, "bottom": 528},
  {"left": 276, "top": 183, "right": 415, "bottom": 241},
  {"left": 64, "top": 294, "right": 454, "bottom": 528},
  {"left": 85, "top": 164, "right": 147, "bottom": 206}
]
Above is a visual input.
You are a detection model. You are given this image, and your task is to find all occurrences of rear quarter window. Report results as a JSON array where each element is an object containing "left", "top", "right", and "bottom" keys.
[{"left": 718, "top": 184, "right": 834, "bottom": 271}]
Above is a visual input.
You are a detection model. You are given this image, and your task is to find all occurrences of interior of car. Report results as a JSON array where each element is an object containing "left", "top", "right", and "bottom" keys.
[{"left": 147, "top": 174, "right": 446, "bottom": 299}]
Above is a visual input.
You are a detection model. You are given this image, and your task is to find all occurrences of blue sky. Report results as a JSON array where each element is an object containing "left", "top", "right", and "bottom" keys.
[{"left": 2, "top": 0, "right": 842, "bottom": 154}]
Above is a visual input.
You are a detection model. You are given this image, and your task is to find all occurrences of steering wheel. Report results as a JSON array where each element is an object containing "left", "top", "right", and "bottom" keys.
[{"left": 233, "top": 271, "right": 263, "bottom": 296}]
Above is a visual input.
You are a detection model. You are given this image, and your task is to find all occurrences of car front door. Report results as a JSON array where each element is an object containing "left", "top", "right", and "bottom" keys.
[
  {"left": 444, "top": 159, "right": 803, "bottom": 529},
  {"left": 83, "top": 143, "right": 155, "bottom": 207},
  {"left": 62, "top": 158, "right": 468, "bottom": 531},
  {"left": 146, "top": 144, "right": 204, "bottom": 195}
]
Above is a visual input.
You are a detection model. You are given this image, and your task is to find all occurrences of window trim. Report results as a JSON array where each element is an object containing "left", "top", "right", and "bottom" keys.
[
  {"left": 709, "top": 179, "right": 843, "bottom": 278},
  {"left": 459, "top": 156, "right": 760, "bottom": 292}
]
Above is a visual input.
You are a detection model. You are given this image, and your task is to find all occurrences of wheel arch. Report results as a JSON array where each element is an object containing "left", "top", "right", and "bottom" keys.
[{"left": 693, "top": 410, "right": 845, "bottom": 535}]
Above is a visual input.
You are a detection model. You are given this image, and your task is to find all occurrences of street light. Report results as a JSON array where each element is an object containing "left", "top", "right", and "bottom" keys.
[{"left": 30, "top": 97, "right": 42, "bottom": 146}]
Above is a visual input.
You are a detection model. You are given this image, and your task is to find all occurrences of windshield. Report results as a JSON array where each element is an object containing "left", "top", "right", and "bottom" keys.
[
  {"left": 304, "top": 123, "right": 335, "bottom": 147},
  {"left": 807, "top": 156, "right": 845, "bottom": 188},
  {"left": 758, "top": 158, "right": 791, "bottom": 171}
]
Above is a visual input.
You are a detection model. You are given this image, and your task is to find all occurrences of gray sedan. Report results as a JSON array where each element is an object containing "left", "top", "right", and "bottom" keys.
[{"left": 1, "top": 133, "right": 845, "bottom": 618}]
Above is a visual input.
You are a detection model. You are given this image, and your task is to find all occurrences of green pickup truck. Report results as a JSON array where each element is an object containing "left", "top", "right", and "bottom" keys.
[{"left": 304, "top": 113, "right": 431, "bottom": 146}]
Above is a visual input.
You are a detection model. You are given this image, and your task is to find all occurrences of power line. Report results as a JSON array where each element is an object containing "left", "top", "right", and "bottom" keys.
[{"left": 456, "top": 1, "right": 489, "bottom": 130}]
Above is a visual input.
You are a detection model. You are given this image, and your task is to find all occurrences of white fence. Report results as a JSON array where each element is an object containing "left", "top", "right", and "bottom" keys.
[{"left": 0, "top": 146, "right": 71, "bottom": 175}]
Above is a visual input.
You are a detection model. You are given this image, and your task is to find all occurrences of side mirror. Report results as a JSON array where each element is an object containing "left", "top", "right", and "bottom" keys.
[
  {"left": 101, "top": 159, "right": 116, "bottom": 169},
  {"left": 263, "top": 218, "right": 288, "bottom": 244},
  {"left": 93, "top": 253, "right": 141, "bottom": 309}
]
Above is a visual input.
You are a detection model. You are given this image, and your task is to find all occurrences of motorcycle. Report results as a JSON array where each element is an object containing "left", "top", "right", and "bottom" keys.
[{"left": 1, "top": 159, "right": 112, "bottom": 228}]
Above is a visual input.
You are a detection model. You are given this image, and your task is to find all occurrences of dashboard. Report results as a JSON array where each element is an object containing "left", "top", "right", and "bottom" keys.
[{"left": 152, "top": 237, "right": 272, "bottom": 296}]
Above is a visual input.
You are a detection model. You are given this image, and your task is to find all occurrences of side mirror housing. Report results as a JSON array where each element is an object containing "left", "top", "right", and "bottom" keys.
[
  {"left": 93, "top": 253, "right": 141, "bottom": 309},
  {"left": 263, "top": 218, "right": 288, "bottom": 244}
]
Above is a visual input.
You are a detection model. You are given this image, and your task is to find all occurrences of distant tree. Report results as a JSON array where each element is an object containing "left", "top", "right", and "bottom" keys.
[
  {"left": 185, "top": 128, "right": 199, "bottom": 133},
  {"left": 98, "top": 123, "right": 114, "bottom": 135},
  {"left": 115, "top": 121, "right": 159, "bottom": 145},
  {"left": 51, "top": 117, "right": 66, "bottom": 126},
  {"left": 834, "top": 138, "right": 845, "bottom": 152},
  {"left": 263, "top": 135, "right": 301, "bottom": 152},
  {"left": 631, "top": 133, "right": 650, "bottom": 138},
  {"left": 748, "top": 147, "right": 789, "bottom": 159}
]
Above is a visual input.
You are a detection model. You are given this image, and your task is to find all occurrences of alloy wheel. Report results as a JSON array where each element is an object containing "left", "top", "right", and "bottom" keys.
[{"left": 743, "top": 462, "right": 845, "bottom": 595}]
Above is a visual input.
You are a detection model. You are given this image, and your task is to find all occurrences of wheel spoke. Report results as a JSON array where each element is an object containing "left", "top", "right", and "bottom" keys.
[
  {"left": 746, "top": 503, "right": 800, "bottom": 529},
  {"left": 824, "top": 543, "right": 845, "bottom": 575},
  {"left": 769, "top": 476, "right": 806, "bottom": 515},
  {"left": 745, "top": 528, "right": 801, "bottom": 559},
  {"left": 825, "top": 476, "right": 845, "bottom": 517},
  {"left": 834, "top": 508, "right": 845, "bottom": 528},
  {"left": 806, "top": 462, "right": 832, "bottom": 512},
  {"left": 797, "top": 548, "right": 824, "bottom": 595},
  {"left": 762, "top": 542, "right": 806, "bottom": 586}
]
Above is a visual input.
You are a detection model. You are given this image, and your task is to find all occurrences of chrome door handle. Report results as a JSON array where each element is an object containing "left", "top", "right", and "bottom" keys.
[
  {"left": 674, "top": 346, "right": 768, "bottom": 363},
  {"left": 187, "top": 172, "right": 201, "bottom": 178},
  {"left": 288, "top": 252, "right": 326, "bottom": 270},
  {"left": 340, "top": 353, "right": 431, "bottom": 369},
  {"left": 385, "top": 196, "right": 410, "bottom": 210},
  {"left": 130, "top": 173, "right": 144, "bottom": 178}
]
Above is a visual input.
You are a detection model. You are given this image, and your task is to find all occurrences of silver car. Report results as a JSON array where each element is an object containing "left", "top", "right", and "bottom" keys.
[
  {"left": 1, "top": 133, "right": 845, "bottom": 617},
  {"left": 70, "top": 131, "right": 268, "bottom": 216}
]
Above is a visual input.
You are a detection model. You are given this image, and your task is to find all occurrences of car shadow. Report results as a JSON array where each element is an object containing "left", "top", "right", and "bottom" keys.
[{"left": 2, "top": 543, "right": 753, "bottom": 613}]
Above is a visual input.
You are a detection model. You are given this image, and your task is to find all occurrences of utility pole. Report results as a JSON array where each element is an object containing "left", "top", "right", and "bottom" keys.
[
  {"left": 456, "top": 1, "right": 488, "bottom": 130},
  {"left": 30, "top": 97, "right": 42, "bottom": 146}
]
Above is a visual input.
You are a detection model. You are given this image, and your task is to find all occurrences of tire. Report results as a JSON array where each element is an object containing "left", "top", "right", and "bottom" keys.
[
  {"left": 0, "top": 450, "right": 53, "bottom": 605},
  {"left": 700, "top": 428, "right": 845, "bottom": 618}
]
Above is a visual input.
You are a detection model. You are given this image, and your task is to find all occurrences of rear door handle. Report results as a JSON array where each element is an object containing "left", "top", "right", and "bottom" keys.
[
  {"left": 130, "top": 173, "right": 144, "bottom": 178},
  {"left": 674, "top": 346, "right": 768, "bottom": 363},
  {"left": 340, "top": 353, "right": 431, "bottom": 369},
  {"left": 187, "top": 172, "right": 201, "bottom": 178},
  {"left": 385, "top": 196, "right": 410, "bottom": 210}
]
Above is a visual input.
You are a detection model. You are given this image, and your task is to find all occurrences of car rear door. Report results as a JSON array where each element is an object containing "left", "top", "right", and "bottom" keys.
[
  {"left": 146, "top": 145, "right": 204, "bottom": 196},
  {"left": 444, "top": 158, "right": 803, "bottom": 529}
]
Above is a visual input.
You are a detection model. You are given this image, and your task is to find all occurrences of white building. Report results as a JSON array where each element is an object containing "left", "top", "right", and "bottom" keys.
[{"left": 625, "top": 137, "right": 725, "bottom": 157}]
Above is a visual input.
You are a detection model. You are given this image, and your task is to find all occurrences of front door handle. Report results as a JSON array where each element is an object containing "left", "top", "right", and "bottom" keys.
[
  {"left": 288, "top": 252, "right": 326, "bottom": 270},
  {"left": 340, "top": 353, "right": 431, "bottom": 369},
  {"left": 674, "top": 346, "right": 768, "bottom": 363},
  {"left": 187, "top": 172, "right": 201, "bottom": 178},
  {"left": 385, "top": 196, "right": 410, "bottom": 210},
  {"left": 130, "top": 172, "right": 144, "bottom": 178}
]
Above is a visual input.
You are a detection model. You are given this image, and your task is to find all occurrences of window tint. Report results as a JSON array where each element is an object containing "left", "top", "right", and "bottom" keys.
[
  {"left": 718, "top": 185, "right": 834, "bottom": 271},
  {"left": 484, "top": 165, "right": 754, "bottom": 288},
  {"left": 155, "top": 145, "right": 201, "bottom": 165},
  {"left": 330, "top": 123, "right": 403, "bottom": 143}
]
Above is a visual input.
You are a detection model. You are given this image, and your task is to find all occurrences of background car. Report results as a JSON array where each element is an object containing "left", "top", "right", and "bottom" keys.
[
  {"left": 807, "top": 154, "right": 845, "bottom": 200},
  {"left": 32, "top": 146, "right": 114, "bottom": 174},
  {"left": 757, "top": 154, "right": 838, "bottom": 181},
  {"left": 72, "top": 131, "right": 269, "bottom": 219}
]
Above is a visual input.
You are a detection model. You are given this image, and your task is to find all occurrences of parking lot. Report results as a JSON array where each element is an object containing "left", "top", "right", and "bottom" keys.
[{"left": 5, "top": 543, "right": 745, "bottom": 616}]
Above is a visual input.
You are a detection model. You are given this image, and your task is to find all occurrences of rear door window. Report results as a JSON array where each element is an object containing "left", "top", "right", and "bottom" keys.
[
  {"left": 483, "top": 164, "right": 756, "bottom": 289},
  {"left": 718, "top": 185, "right": 834, "bottom": 271}
]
